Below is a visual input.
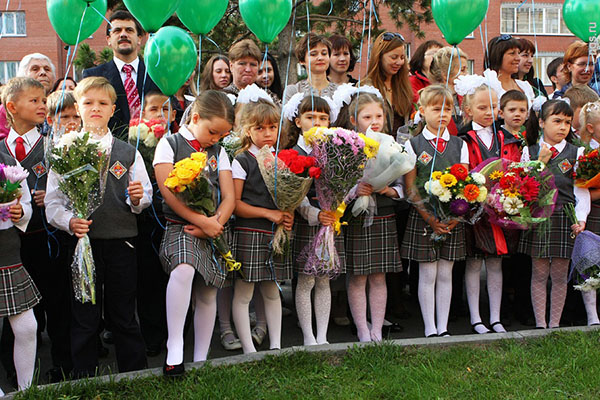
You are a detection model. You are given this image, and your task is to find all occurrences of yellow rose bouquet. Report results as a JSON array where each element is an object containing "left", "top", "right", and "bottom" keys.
[{"left": 164, "top": 152, "right": 241, "bottom": 274}]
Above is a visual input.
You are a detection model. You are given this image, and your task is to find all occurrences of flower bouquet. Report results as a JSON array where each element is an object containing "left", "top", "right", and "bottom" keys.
[
  {"left": 416, "top": 163, "right": 487, "bottom": 245},
  {"left": 220, "top": 131, "right": 242, "bottom": 161},
  {"left": 164, "top": 151, "right": 242, "bottom": 275},
  {"left": 48, "top": 130, "right": 111, "bottom": 304},
  {"left": 571, "top": 230, "right": 600, "bottom": 292},
  {"left": 0, "top": 163, "right": 29, "bottom": 230},
  {"left": 128, "top": 118, "right": 167, "bottom": 176},
  {"left": 475, "top": 159, "right": 558, "bottom": 230},
  {"left": 575, "top": 148, "right": 600, "bottom": 188},
  {"left": 351, "top": 128, "right": 415, "bottom": 223},
  {"left": 256, "top": 147, "right": 321, "bottom": 255},
  {"left": 298, "top": 127, "right": 377, "bottom": 277}
]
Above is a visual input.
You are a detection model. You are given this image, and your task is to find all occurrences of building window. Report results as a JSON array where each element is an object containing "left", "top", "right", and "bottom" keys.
[
  {"left": 0, "top": 61, "right": 18, "bottom": 83},
  {"left": 534, "top": 53, "right": 563, "bottom": 87},
  {"left": 467, "top": 60, "right": 474, "bottom": 75},
  {"left": 0, "top": 11, "right": 26, "bottom": 37},
  {"left": 500, "top": 4, "right": 573, "bottom": 36}
]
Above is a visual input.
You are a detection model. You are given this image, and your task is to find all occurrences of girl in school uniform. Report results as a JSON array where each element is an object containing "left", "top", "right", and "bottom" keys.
[
  {"left": 154, "top": 90, "right": 236, "bottom": 376},
  {"left": 401, "top": 85, "right": 469, "bottom": 338},
  {"left": 571, "top": 100, "right": 600, "bottom": 326},
  {"left": 519, "top": 99, "right": 589, "bottom": 329},
  {"left": 231, "top": 85, "right": 293, "bottom": 354},
  {"left": 455, "top": 76, "right": 521, "bottom": 334},
  {"left": 0, "top": 150, "right": 38, "bottom": 394},
  {"left": 343, "top": 90, "right": 404, "bottom": 342},
  {"left": 282, "top": 93, "right": 341, "bottom": 345}
]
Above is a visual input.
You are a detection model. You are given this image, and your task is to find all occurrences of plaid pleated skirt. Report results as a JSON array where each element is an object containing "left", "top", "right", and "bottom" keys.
[
  {"left": 0, "top": 264, "right": 41, "bottom": 318},
  {"left": 518, "top": 207, "right": 574, "bottom": 259},
  {"left": 400, "top": 207, "right": 466, "bottom": 262},
  {"left": 464, "top": 220, "right": 521, "bottom": 258},
  {"left": 233, "top": 228, "right": 292, "bottom": 282},
  {"left": 344, "top": 214, "right": 402, "bottom": 275},
  {"left": 586, "top": 204, "right": 600, "bottom": 234},
  {"left": 159, "top": 222, "right": 228, "bottom": 289},
  {"left": 293, "top": 216, "right": 346, "bottom": 274}
]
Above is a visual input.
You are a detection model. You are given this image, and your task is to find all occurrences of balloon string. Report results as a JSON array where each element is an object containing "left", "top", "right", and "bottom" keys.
[
  {"left": 356, "top": 0, "right": 368, "bottom": 88},
  {"left": 203, "top": 35, "right": 222, "bottom": 51},
  {"left": 530, "top": 0, "right": 543, "bottom": 93},
  {"left": 426, "top": 45, "right": 455, "bottom": 216},
  {"left": 366, "top": 0, "right": 374, "bottom": 63},
  {"left": 196, "top": 35, "right": 202, "bottom": 95},
  {"left": 305, "top": 0, "right": 315, "bottom": 113},
  {"left": 151, "top": 33, "right": 161, "bottom": 67},
  {"left": 89, "top": 4, "right": 112, "bottom": 26}
]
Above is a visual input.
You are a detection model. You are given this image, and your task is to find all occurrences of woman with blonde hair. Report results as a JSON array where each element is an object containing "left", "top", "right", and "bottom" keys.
[{"left": 364, "top": 32, "right": 414, "bottom": 135}]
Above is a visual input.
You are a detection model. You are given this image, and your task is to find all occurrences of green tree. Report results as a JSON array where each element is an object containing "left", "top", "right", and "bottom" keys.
[{"left": 73, "top": 43, "right": 97, "bottom": 71}]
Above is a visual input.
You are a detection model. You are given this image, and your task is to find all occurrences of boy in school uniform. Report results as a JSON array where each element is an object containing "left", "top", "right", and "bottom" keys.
[
  {"left": 0, "top": 78, "right": 75, "bottom": 381},
  {"left": 45, "top": 77, "right": 152, "bottom": 377}
]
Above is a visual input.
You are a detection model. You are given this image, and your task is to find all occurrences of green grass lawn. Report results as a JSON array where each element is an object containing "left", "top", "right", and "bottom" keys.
[{"left": 18, "top": 330, "right": 600, "bottom": 399}]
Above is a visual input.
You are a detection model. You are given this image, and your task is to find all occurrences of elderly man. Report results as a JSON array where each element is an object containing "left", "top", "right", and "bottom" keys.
[{"left": 0, "top": 53, "right": 56, "bottom": 138}]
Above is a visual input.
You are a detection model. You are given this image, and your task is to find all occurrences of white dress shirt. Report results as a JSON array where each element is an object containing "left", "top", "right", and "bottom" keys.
[
  {"left": 10, "top": 161, "right": 32, "bottom": 233},
  {"left": 472, "top": 121, "right": 495, "bottom": 150},
  {"left": 113, "top": 57, "right": 140, "bottom": 87},
  {"left": 44, "top": 130, "right": 153, "bottom": 234},
  {"left": 404, "top": 126, "right": 470, "bottom": 164},
  {"left": 6, "top": 127, "right": 42, "bottom": 156},
  {"left": 153, "top": 125, "right": 231, "bottom": 171},
  {"left": 521, "top": 138, "right": 590, "bottom": 222}
]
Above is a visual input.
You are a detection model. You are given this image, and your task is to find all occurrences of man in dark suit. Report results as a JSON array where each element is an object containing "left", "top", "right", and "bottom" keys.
[{"left": 83, "top": 10, "right": 159, "bottom": 139}]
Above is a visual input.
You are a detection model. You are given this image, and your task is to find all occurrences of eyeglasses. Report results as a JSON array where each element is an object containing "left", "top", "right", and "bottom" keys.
[
  {"left": 572, "top": 61, "right": 592, "bottom": 68},
  {"left": 382, "top": 32, "right": 405, "bottom": 42}
]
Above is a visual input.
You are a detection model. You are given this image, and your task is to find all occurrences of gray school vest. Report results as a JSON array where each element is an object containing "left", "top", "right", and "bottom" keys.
[
  {"left": 162, "top": 134, "right": 220, "bottom": 224},
  {"left": 234, "top": 150, "right": 277, "bottom": 231},
  {"left": 476, "top": 134, "right": 500, "bottom": 160},
  {"left": 529, "top": 142, "right": 577, "bottom": 205},
  {"left": 0, "top": 137, "right": 47, "bottom": 233},
  {"left": 88, "top": 139, "right": 138, "bottom": 239},
  {"left": 0, "top": 152, "right": 22, "bottom": 267},
  {"left": 410, "top": 134, "right": 463, "bottom": 183}
]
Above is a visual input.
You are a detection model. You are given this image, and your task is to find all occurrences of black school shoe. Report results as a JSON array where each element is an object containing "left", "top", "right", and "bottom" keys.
[{"left": 163, "top": 362, "right": 185, "bottom": 378}]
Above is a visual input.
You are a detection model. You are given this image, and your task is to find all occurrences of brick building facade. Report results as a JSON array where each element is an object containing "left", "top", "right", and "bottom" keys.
[{"left": 0, "top": 0, "right": 578, "bottom": 89}]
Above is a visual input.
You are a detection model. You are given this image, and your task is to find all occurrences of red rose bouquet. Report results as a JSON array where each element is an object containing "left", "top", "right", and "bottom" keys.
[
  {"left": 256, "top": 147, "right": 320, "bottom": 255},
  {"left": 575, "top": 148, "right": 600, "bottom": 188},
  {"left": 128, "top": 118, "right": 167, "bottom": 176}
]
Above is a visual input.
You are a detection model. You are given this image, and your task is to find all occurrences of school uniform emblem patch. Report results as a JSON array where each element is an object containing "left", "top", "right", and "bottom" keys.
[
  {"left": 418, "top": 151, "right": 433, "bottom": 165},
  {"left": 209, "top": 155, "right": 218, "bottom": 171},
  {"left": 109, "top": 161, "right": 127, "bottom": 179},
  {"left": 558, "top": 159, "right": 572, "bottom": 174},
  {"left": 31, "top": 161, "right": 47, "bottom": 178}
]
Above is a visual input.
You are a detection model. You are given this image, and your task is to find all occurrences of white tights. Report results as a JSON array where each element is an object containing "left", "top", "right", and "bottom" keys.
[
  {"left": 582, "top": 290, "right": 600, "bottom": 326},
  {"left": 232, "top": 280, "right": 281, "bottom": 353},
  {"left": 165, "top": 264, "right": 217, "bottom": 365},
  {"left": 348, "top": 273, "right": 387, "bottom": 342},
  {"left": 295, "top": 273, "right": 331, "bottom": 345},
  {"left": 465, "top": 258, "right": 505, "bottom": 333},
  {"left": 418, "top": 260, "right": 453, "bottom": 337},
  {"left": 7, "top": 309, "right": 37, "bottom": 391}
]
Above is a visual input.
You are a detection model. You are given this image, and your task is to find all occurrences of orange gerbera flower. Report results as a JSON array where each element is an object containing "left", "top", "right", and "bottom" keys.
[{"left": 464, "top": 184, "right": 480, "bottom": 202}]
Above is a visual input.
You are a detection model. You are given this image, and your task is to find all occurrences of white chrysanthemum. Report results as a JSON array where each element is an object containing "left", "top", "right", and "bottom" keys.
[
  {"left": 438, "top": 188, "right": 452, "bottom": 203},
  {"left": 502, "top": 196, "right": 523, "bottom": 215},
  {"left": 426, "top": 179, "right": 445, "bottom": 197},
  {"left": 476, "top": 186, "right": 488, "bottom": 203},
  {"left": 57, "top": 130, "right": 80, "bottom": 149},
  {"left": 129, "top": 124, "right": 149, "bottom": 141},
  {"left": 471, "top": 172, "right": 485, "bottom": 186}
]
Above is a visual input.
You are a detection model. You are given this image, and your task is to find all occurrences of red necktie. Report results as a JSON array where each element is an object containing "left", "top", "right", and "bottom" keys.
[
  {"left": 430, "top": 138, "right": 446, "bottom": 153},
  {"left": 122, "top": 64, "right": 141, "bottom": 120},
  {"left": 550, "top": 146, "right": 559, "bottom": 159},
  {"left": 189, "top": 139, "right": 202, "bottom": 152},
  {"left": 15, "top": 137, "right": 26, "bottom": 162}
]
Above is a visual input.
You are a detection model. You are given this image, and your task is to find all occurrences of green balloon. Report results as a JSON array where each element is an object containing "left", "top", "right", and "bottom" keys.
[
  {"left": 145, "top": 26, "right": 197, "bottom": 96},
  {"left": 239, "top": 0, "right": 292, "bottom": 44},
  {"left": 563, "top": 0, "right": 600, "bottom": 42},
  {"left": 432, "top": 0, "right": 488, "bottom": 45},
  {"left": 177, "top": 0, "right": 228, "bottom": 35},
  {"left": 47, "top": 0, "right": 107, "bottom": 45},
  {"left": 123, "top": 0, "right": 181, "bottom": 33}
]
